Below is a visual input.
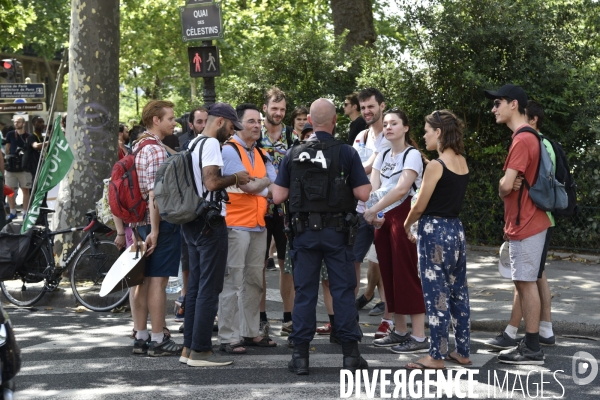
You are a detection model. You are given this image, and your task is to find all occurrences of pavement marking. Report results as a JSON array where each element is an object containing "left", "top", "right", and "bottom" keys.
[{"left": 18, "top": 353, "right": 496, "bottom": 376}]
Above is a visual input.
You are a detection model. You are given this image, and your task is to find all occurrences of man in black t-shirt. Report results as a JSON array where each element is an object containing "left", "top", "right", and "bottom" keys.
[
  {"left": 4, "top": 116, "right": 32, "bottom": 218},
  {"left": 344, "top": 92, "right": 367, "bottom": 145}
]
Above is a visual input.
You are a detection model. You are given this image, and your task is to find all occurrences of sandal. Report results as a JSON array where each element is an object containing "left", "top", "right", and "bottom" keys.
[
  {"left": 243, "top": 336, "right": 277, "bottom": 347},
  {"left": 446, "top": 353, "right": 472, "bottom": 365},
  {"left": 219, "top": 342, "right": 247, "bottom": 354},
  {"left": 406, "top": 362, "right": 446, "bottom": 370}
]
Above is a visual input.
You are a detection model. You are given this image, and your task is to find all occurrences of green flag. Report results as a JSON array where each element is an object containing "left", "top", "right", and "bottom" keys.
[{"left": 22, "top": 116, "right": 74, "bottom": 233}]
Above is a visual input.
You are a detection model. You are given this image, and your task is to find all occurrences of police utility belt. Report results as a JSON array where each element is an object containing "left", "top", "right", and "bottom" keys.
[{"left": 291, "top": 212, "right": 359, "bottom": 244}]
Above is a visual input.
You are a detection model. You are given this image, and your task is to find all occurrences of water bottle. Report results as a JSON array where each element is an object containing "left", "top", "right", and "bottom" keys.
[
  {"left": 356, "top": 141, "right": 369, "bottom": 162},
  {"left": 165, "top": 262, "right": 183, "bottom": 294},
  {"left": 366, "top": 191, "right": 381, "bottom": 210},
  {"left": 366, "top": 185, "right": 405, "bottom": 213},
  {"left": 374, "top": 211, "right": 385, "bottom": 229}
]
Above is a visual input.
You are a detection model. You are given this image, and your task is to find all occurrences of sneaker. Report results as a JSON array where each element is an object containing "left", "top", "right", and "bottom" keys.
[
  {"left": 316, "top": 322, "right": 331, "bottom": 335},
  {"left": 281, "top": 321, "right": 293, "bottom": 336},
  {"left": 175, "top": 307, "right": 185, "bottom": 322},
  {"left": 373, "top": 331, "right": 410, "bottom": 347},
  {"left": 179, "top": 323, "right": 184, "bottom": 333},
  {"left": 524, "top": 335, "right": 555, "bottom": 346},
  {"left": 6, "top": 213, "right": 17, "bottom": 222},
  {"left": 147, "top": 338, "right": 184, "bottom": 357},
  {"left": 375, "top": 320, "right": 392, "bottom": 339},
  {"left": 486, "top": 332, "right": 518, "bottom": 350},
  {"left": 390, "top": 337, "right": 430, "bottom": 354},
  {"left": 132, "top": 338, "right": 150, "bottom": 354},
  {"left": 369, "top": 301, "right": 385, "bottom": 316},
  {"left": 187, "top": 350, "right": 233, "bottom": 367},
  {"left": 355, "top": 294, "right": 374, "bottom": 310},
  {"left": 179, "top": 347, "right": 191, "bottom": 364},
  {"left": 266, "top": 258, "right": 277, "bottom": 271},
  {"left": 260, "top": 320, "right": 270, "bottom": 338},
  {"left": 498, "top": 341, "right": 545, "bottom": 365}
]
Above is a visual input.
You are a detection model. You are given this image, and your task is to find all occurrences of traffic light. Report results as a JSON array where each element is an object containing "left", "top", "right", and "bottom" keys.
[{"left": 0, "top": 59, "right": 23, "bottom": 83}]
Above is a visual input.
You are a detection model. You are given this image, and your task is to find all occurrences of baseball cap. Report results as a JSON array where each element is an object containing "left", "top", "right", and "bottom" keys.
[
  {"left": 301, "top": 122, "right": 313, "bottom": 136},
  {"left": 208, "top": 102, "right": 243, "bottom": 131},
  {"left": 484, "top": 84, "right": 528, "bottom": 109},
  {"left": 498, "top": 241, "right": 511, "bottom": 279}
]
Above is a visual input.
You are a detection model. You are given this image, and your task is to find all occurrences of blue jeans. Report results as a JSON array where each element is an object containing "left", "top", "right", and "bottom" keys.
[
  {"left": 290, "top": 227, "right": 362, "bottom": 345},
  {"left": 417, "top": 215, "right": 470, "bottom": 359},
  {"left": 182, "top": 217, "right": 228, "bottom": 352}
]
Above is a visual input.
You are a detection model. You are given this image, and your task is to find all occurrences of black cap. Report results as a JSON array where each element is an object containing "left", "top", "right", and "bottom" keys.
[
  {"left": 301, "top": 122, "right": 313, "bottom": 136},
  {"left": 484, "top": 84, "right": 528, "bottom": 109},
  {"left": 208, "top": 102, "right": 243, "bottom": 130}
]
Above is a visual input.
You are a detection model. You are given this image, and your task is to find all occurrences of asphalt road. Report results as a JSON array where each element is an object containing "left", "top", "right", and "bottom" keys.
[{"left": 7, "top": 306, "right": 600, "bottom": 399}]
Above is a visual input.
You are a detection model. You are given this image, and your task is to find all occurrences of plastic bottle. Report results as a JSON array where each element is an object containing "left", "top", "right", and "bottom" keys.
[
  {"left": 366, "top": 185, "right": 405, "bottom": 213},
  {"left": 165, "top": 262, "right": 183, "bottom": 294},
  {"left": 374, "top": 211, "right": 385, "bottom": 229}
]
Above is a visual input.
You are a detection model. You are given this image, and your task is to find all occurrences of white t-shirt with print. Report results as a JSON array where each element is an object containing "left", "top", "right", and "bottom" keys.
[
  {"left": 353, "top": 128, "right": 392, "bottom": 213},
  {"left": 371, "top": 146, "right": 423, "bottom": 212},
  {"left": 190, "top": 135, "right": 226, "bottom": 216}
]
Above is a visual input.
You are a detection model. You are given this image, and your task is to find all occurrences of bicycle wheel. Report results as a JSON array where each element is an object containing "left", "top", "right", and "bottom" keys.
[
  {"left": 70, "top": 239, "right": 130, "bottom": 312},
  {"left": 0, "top": 245, "right": 51, "bottom": 307}
]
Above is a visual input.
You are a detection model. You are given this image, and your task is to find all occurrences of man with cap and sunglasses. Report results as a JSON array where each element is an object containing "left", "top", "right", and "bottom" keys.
[
  {"left": 484, "top": 84, "right": 551, "bottom": 365},
  {"left": 180, "top": 102, "right": 253, "bottom": 367}
]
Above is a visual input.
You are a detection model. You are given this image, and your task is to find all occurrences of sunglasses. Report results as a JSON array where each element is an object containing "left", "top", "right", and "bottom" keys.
[
  {"left": 343, "top": 102, "right": 350, "bottom": 107},
  {"left": 435, "top": 110, "right": 443, "bottom": 126},
  {"left": 493, "top": 100, "right": 503, "bottom": 109}
]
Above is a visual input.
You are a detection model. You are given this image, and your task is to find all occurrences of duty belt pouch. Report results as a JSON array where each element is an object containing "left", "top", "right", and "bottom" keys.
[
  {"left": 308, "top": 213, "right": 323, "bottom": 231},
  {"left": 292, "top": 215, "right": 304, "bottom": 234}
]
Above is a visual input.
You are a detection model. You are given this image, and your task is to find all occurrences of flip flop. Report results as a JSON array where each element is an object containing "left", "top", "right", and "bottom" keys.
[
  {"left": 446, "top": 353, "right": 473, "bottom": 365},
  {"left": 244, "top": 336, "right": 277, "bottom": 347},
  {"left": 219, "top": 342, "right": 247, "bottom": 354},
  {"left": 405, "top": 362, "right": 446, "bottom": 370}
]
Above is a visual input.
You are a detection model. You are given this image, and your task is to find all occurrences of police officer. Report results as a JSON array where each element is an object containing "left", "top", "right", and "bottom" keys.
[{"left": 272, "top": 98, "right": 372, "bottom": 375}]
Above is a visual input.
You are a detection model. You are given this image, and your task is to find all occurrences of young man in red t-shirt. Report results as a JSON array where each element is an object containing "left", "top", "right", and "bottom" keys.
[{"left": 484, "top": 84, "right": 551, "bottom": 365}]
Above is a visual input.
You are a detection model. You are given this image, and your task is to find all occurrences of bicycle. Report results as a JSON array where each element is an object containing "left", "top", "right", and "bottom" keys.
[{"left": 0, "top": 208, "right": 130, "bottom": 311}]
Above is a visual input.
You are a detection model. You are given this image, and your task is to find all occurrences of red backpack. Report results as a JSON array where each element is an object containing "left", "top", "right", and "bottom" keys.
[{"left": 108, "top": 139, "right": 158, "bottom": 223}]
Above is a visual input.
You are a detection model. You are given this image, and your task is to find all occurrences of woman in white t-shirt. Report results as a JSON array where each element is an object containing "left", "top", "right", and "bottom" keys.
[{"left": 363, "top": 108, "right": 428, "bottom": 354}]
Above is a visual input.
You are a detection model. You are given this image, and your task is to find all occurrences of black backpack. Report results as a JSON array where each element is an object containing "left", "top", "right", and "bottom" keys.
[{"left": 540, "top": 135, "right": 578, "bottom": 218}]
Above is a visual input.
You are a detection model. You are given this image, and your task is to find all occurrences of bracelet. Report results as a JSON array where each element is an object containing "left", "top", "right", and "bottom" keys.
[
  {"left": 117, "top": 233, "right": 125, "bottom": 236},
  {"left": 233, "top": 173, "right": 239, "bottom": 187}
]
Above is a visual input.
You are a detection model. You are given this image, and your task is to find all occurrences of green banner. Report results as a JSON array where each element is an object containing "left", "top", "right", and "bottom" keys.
[{"left": 22, "top": 116, "right": 74, "bottom": 233}]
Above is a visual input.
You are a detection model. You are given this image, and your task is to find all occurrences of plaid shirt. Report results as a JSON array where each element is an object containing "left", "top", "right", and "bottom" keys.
[{"left": 133, "top": 132, "right": 167, "bottom": 226}]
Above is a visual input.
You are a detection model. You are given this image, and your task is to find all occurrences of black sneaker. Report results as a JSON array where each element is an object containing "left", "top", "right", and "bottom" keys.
[
  {"left": 373, "top": 331, "right": 410, "bottom": 347},
  {"left": 148, "top": 338, "right": 184, "bottom": 357},
  {"left": 132, "top": 338, "right": 149, "bottom": 355},
  {"left": 485, "top": 332, "right": 518, "bottom": 350},
  {"left": 368, "top": 301, "right": 385, "bottom": 316},
  {"left": 540, "top": 335, "right": 556, "bottom": 346},
  {"left": 355, "top": 294, "right": 374, "bottom": 310},
  {"left": 498, "top": 341, "right": 544, "bottom": 365},
  {"left": 390, "top": 337, "right": 430, "bottom": 354}
]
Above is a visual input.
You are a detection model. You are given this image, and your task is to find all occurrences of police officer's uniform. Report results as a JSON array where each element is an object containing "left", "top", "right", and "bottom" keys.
[{"left": 274, "top": 131, "right": 370, "bottom": 374}]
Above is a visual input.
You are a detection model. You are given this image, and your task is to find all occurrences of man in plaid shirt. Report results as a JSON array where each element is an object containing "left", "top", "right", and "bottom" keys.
[{"left": 131, "top": 100, "right": 183, "bottom": 357}]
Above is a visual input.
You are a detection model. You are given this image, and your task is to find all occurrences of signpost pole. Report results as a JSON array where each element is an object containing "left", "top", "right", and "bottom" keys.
[{"left": 202, "top": 40, "right": 216, "bottom": 106}]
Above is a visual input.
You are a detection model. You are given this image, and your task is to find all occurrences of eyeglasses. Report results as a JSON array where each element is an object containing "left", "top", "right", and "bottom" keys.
[{"left": 242, "top": 119, "right": 263, "bottom": 125}]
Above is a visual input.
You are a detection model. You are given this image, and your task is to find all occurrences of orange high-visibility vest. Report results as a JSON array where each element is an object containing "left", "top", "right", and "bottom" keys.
[{"left": 225, "top": 141, "right": 268, "bottom": 228}]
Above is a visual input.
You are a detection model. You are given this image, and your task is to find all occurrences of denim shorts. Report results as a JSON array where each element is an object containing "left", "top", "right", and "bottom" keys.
[{"left": 137, "top": 220, "right": 182, "bottom": 277}]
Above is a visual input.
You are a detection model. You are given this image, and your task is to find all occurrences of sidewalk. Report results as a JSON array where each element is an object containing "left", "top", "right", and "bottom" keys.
[{"left": 3, "top": 243, "right": 599, "bottom": 338}]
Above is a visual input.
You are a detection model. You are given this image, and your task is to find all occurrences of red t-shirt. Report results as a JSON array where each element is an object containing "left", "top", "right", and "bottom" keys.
[{"left": 502, "top": 124, "right": 551, "bottom": 240}]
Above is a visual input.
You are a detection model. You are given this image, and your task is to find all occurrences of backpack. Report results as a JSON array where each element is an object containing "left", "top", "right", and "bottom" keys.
[
  {"left": 154, "top": 136, "right": 208, "bottom": 224},
  {"left": 513, "top": 127, "right": 568, "bottom": 225},
  {"left": 381, "top": 147, "right": 424, "bottom": 192},
  {"left": 108, "top": 139, "right": 158, "bottom": 224},
  {"left": 540, "top": 135, "right": 578, "bottom": 218}
]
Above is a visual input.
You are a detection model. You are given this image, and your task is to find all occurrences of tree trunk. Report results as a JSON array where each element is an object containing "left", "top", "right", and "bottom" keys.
[
  {"left": 330, "top": 0, "right": 376, "bottom": 49},
  {"left": 52, "top": 0, "right": 120, "bottom": 256}
]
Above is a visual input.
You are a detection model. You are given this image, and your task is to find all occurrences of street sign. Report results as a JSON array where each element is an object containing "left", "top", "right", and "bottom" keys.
[
  {"left": 188, "top": 46, "right": 221, "bottom": 78},
  {"left": 0, "top": 83, "right": 45, "bottom": 99},
  {"left": 0, "top": 102, "right": 46, "bottom": 113},
  {"left": 179, "top": 3, "right": 224, "bottom": 42}
]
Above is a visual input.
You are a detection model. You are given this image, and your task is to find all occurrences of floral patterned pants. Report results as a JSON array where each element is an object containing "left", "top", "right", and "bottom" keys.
[{"left": 417, "top": 215, "right": 471, "bottom": 359}]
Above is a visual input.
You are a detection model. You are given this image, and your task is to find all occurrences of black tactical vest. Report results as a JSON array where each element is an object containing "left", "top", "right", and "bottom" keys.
[{"left": 288, "top": 139, "right": 357, "bottom": 214}]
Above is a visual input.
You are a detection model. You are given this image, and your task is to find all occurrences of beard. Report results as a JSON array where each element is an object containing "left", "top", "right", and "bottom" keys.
[
  {"left": 266, "top": 111, "right": 281, "bottom": 126},
  {"left": 365, "top": 110, "right": 381, "bottom": 126},
  {"left": 216, "top": 124, "right": 231, "bottom": 143}
]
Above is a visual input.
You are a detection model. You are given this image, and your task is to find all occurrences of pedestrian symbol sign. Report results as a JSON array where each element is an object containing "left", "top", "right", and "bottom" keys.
[{"left": 188, "top": 46, "right": 220, "bottom": 78}]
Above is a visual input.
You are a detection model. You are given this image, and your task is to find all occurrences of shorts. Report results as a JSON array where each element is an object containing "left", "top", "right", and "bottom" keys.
[
  {"left": 352, "top": 213, "right": 374, "bottom": 263},
  {"left": 265, "top": 212, "right": 287, "bottom": 261},
  {"left": 509, "top": 229, "right": 547, "bottom": 282},
  {"left": 537, "top": 226, "right": 554, "bottom": 278},
  {"left": 5, "top": 171, "right": 32, "bottom": 190},
  {"left": 365, "top": 243, "right": 378, "bottom": 264},
  {"left": 137, "top": 220, "right": 182, "bottom": 277}
]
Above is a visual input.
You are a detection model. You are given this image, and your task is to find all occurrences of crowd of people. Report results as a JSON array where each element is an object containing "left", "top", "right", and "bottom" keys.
[{"left": 109, "top": 83, "right": 554, "bottom": 371}]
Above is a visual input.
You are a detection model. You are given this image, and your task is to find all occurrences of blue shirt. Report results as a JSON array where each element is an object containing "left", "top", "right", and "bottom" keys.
[{"left": 275, "top": 131, "right": 370, "bottom": 190}]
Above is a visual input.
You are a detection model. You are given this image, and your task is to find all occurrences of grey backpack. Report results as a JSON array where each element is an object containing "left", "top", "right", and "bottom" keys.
[{"left": 154, "top": 136, "right": 208, "bottom": 224}]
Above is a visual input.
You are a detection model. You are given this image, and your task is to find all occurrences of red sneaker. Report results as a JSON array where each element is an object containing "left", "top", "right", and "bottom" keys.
[
  {"left": 375, "top": 320, "right": 392, "bottom": 339},
  {"left": 316, "top": 322, "right": 332, "bottom": 335}
]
